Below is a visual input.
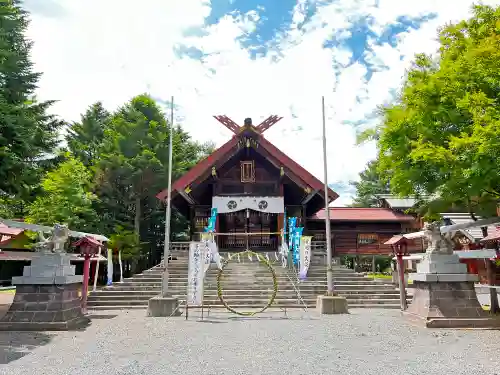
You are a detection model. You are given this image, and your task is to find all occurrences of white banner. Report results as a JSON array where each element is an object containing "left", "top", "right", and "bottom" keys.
[
  {"left": 212, "top": 196, "right": 284, "bottom": 213},
  {"left": 201, "top": 233, "right": 223, "bottom": 274},
  {"left": 299, "top": 236, "right": 312, "bottom": 278},
  {"left": 187, "top": 242, "right": 205, "bottom": 306},
  {"left": 279, "top": 241, "right": 289, "bottom": 268},
  {"left": 106, "top": 248, "right": 113, "bottom": 286}
]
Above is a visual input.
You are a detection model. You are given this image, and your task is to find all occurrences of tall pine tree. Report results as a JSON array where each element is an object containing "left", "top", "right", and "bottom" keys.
[
  {"left": 66, "top": 102, "right": 110, "bottom": 167},
  {"left": 0, "top": 1, "right": 63, "bottom": 203}
]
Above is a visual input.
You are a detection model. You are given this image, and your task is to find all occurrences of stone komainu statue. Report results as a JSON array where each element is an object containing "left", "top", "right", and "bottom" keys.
[
  {"left": 423, "top": 221, "right": 454, "bottom": 255},
  {"left": 34, "top": 223, "right": 70, "bottom": 253}
]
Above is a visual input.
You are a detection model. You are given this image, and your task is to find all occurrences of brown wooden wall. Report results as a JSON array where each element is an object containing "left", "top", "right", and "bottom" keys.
[{"left": 307, "top": 220, "right": 424, "bottom": 256}]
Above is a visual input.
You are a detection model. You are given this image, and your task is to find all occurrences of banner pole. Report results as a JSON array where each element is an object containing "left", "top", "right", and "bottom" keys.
[{"left": 322, "top": 96, "right": 336, "bottom": 296}]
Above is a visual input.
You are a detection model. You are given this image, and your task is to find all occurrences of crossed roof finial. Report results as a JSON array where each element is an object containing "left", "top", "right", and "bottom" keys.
[{"left": 213, "top": 115, "right": 283, "bottom": 135}]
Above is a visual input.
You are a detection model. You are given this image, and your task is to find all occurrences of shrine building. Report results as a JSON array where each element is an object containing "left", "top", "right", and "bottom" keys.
[{"left": 156, "top": 115, "right": 422, "bottom": 256}]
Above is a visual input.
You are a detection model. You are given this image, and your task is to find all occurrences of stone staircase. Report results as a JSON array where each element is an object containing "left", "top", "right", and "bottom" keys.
[{"left": 88, "top": 251, "right": 411, "bottom": 311}]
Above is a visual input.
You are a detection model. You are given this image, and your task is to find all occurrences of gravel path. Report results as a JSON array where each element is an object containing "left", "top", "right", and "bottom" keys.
[{"left": 0, "top": 308, "right": 499, "bottom": 375}]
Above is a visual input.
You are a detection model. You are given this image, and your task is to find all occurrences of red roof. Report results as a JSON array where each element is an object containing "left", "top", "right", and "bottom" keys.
[
  {"left": 311, "top": 207, "right": 416, "bottom": 222},
  {"left": 384, "top": 235, "right": 405, "bottom": 245},
  {"left": 72, "top": 236, "right": 102, "bottom": 248},
  {"left": 480, "top": 227, "right": 500, "bottom": 242},
  {"left": 157, "top": 133, "right": 338, "bottom": 202},
  {"left": 0, "top": 223, "right": 23, "bottom": 236}
]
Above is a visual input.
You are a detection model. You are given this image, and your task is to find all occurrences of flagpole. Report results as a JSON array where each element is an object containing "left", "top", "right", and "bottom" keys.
[
  {"left": 161, "top": 96, "right": 174, "bottom": 297},
  {"left": 322, "top": 96, "right": 335, "bottom": 296}
]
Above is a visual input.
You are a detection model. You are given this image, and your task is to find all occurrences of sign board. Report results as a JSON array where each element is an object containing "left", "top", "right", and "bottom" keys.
[{"left": 187, "top": 242, "right": 205, "bottom": 306}]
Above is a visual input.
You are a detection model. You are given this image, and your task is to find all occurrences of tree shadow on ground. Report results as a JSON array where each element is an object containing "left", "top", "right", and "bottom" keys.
[{"left": 0, "top": 331, "right": 54, "bottom": 365}]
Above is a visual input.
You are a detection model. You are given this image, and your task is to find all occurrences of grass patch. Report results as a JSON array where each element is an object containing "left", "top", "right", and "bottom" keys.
[{"left": 366, "top": 273, "right": 392, "bottom": 280}]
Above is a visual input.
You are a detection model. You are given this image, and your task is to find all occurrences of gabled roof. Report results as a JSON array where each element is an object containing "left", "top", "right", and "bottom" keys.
[
  {"left": 440, "top": 213, "right": 497, "bottom": 241},
  {"left": 0, "top": 223, "right": 23, "bottom": 236},
  {"left": 480, "top": 227, "right": 500, "bottom": 242},
  {"left": 156, "top": 133, "right": 338, "bottom": 202},
  {"left": 310, "top": 207, "right": 416, "bottom": 222}
]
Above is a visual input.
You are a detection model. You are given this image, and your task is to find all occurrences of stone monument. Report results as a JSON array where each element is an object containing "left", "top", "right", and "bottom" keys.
[
  {"left": 404, "top": 222, "right": 500, "bottom": 328},
  {"left": 0, "top": 224, "right": 90, "bottom": 331}
]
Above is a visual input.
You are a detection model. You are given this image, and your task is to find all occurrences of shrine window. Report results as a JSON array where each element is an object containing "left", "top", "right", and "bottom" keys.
[
  {"left": 240, "top": 161, "right": 255, "bottom": 183},
  {"left": 357, "top": 233, "right": 378, "bottom": 246}
]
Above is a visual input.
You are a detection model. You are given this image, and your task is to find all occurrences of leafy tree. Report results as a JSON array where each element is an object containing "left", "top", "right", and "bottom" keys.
[
  {"left": 349, "top": 160, "right": 390, "bottom": 207},
  {"left": 25, "top": 155, "right": 99, "bottom": 232},
  {"left": 66, "top": 102, "right": 111, "bottom": 167},
  {"left": 108, "top": 226, "right": 142, "bottom": 261},
  {"left": 367, "top": 5, "right": 500, "bottom": 219},
  {"left": 0, "top": 1, "right": 63, "bottom": 200},
  {"left": 93, "top": 94, "right": 212, "bottom": 265}
]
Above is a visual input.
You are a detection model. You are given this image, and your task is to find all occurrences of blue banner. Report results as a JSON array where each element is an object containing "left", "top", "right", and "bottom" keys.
[
  {"left": 205, "top": 208, "right": 218, "bottom": 232},
  {"left": 293, "top": 227, "right": 304, "bottom": 265},
  {"left": 288, "top": 217, "right": 296, "bottom": 251}
]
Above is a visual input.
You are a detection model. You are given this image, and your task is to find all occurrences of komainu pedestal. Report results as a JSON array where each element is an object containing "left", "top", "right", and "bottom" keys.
[
  {"left": 405, "top": 253, "right": 500, "bottom": 329},
  {"left": 0, "top": 253, "right": 90, "bottom": 331}
]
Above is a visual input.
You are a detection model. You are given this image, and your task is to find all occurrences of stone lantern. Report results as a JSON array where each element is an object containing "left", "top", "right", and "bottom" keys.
[{"left": 72, "top": 236, "right": 102, "bottom": 314}]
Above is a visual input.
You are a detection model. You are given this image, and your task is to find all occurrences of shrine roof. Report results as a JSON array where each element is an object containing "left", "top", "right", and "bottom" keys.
[
  {"left": 156, "top": 134, "right": 338, "bottom": 202},
  {"left": 0, "top": 250, "right": 107, "bottom": 262},
  {"left": 480, "top": 227, "right": 500, "bottom": 242},
  {"left": 310, "top": 207, "right": 416, "bottom": 222},
  {"left": 0, "top": 223, "right": 23, "bottom": 236},
  {"left": 157, "top": 136, "right": 239, "bottom": 201},
  {"left": 440, "top": 213, "right": 498, "bottom": 240}
]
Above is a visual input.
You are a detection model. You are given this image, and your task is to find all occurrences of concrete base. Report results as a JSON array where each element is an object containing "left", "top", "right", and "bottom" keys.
[
  {"left": 147, "top": 296, "right": 181, "bottom": 317},
  {"left": 316, "top": 295, "right": 349, "bottom": 315},
  {"left": 417, "top": 254, "right": 467, "bottom": 274},
  {"left": 0, "top": 283, "right": 90, "bottom": 331},
  {"left": 404, "top": 279, "right": 500, "bottom": 329}
]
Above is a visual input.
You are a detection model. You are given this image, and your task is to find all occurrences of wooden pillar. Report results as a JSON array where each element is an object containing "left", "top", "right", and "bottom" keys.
[
  {"left": 215, "top": 212, "right": 220, "bottom": 247},
  {"left": 278, "top": 183, "right": 284, "bottom": 247},
  {"left": 189, "top": 205, "right": 195, "bottom": 241},
  {"left": 302, "top": 204, "right": 307, "bottom": 234}
]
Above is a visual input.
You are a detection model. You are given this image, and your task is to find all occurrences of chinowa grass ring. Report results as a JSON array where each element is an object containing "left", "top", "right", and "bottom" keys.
[{"left": 216, "top": 250, "right": 278, "bottom": 316}]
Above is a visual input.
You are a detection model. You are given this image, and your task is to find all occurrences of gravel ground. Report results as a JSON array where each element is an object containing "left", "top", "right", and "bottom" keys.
[{"left": 0, "top": 308, "right": 499, "bottom": 375}]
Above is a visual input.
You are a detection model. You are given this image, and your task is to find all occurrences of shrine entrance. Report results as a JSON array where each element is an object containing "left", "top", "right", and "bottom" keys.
[{"left": 218, "top": 209, "right": 279, "bottom": 252}]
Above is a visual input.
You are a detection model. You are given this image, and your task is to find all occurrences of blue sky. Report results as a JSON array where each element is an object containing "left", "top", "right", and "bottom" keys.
[{"left": 24, "top": 0, "right": 500, "bottom": 205}]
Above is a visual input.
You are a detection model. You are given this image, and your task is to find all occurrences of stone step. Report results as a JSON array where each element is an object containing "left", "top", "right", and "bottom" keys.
[
  {"left": 88, "top": 303, "right": 402, "bottom": 311},
  {"left": 102, "top": 284, "right": 396, "bottom": 292},
  {"left": 132, "top": 274, "right": 369, "bottom": 281},
  {"left": 90, "top": 288, "right": 405, "bottom": 298},
  {"left": 88, "top": 291, "right": 406, "bottom": 302},
  {"left": 87, "top": 298, "right": 407, "bottom": 307}
]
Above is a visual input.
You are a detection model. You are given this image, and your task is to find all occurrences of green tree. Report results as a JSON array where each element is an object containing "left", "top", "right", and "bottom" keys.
[
  {"left": 93, "top": 94, "right": 212, "bottom": 266},
  {"left": 0, "top": 1, "right": 63, "bottom": 199},
  {"left": 66, "top": 102, "right": 111, "bottom": 167},
  {"left": 108, "top": 226, "right": 142, "bottom": 261},
  {"left": 368, "top": 5, "right": 500, "bottom": 218},
  {"left": 25, "top": 155, "right": 99, "bottom": 231},
  {"left": 349, "top": 160, "right": 390, "bottom": 207}
]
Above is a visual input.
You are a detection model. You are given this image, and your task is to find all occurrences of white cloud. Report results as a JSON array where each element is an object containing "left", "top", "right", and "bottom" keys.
[{"left": 24, "top": 0, "right": 500, "bottom": 206}]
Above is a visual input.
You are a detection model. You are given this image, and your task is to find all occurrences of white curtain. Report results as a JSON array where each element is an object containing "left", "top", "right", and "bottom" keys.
[{"left": 212, "top": 196, "right": 284, "bottom": 214}]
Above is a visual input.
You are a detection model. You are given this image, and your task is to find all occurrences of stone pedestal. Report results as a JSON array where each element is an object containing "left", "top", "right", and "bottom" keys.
[
  {"left": 0, "top": 253, "right": 90, "bottom": 331},
  {"left": 316, "top": 295, "right": 349, "bottom": 315},
  {"left": 404, "top": 254, "right": 500, "bottom": 329},
  {"left": 147, "top": 296, "right": 181, "bottom": 317}
]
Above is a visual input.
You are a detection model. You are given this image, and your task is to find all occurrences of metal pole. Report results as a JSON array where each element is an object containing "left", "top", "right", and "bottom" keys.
[
  {"left": 161, "top": 96, "right": 174, "bottom": 297},
  {"left": 322, "top": 96, "right": 335, "bottom": 296}
]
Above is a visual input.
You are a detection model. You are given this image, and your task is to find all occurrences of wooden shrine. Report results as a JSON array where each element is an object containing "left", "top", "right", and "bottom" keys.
[{"left": 157, "top": 115, "right": 338, "bottom": 251}]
